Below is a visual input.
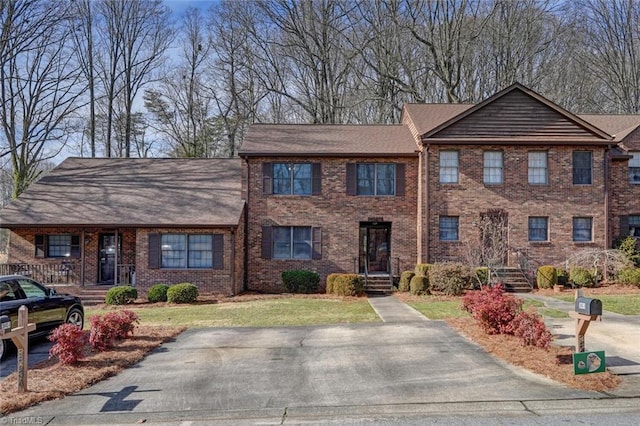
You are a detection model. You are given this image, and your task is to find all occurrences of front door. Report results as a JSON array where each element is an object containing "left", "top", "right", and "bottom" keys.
[
  {"left": 359, "top": 222, "right": 391, "bottom": 274},
  {"left": 98, "top": 234, "right": 121, "bottom": 284}
]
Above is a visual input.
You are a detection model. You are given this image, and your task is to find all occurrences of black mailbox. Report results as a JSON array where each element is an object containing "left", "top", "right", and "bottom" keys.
[{"left": 575, "top": 297, "right": 602, "bottom": 316}]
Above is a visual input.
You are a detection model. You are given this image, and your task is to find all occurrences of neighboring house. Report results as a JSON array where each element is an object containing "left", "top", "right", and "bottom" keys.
[
  {"left": 1, "top": 83, "right": 639, "bottom": 295},
  {"left": 0, "top": 158, "right": 245, "bottom": 295}
]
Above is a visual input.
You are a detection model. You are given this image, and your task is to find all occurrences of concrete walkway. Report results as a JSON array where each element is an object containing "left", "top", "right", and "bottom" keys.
[
  {"left": 518, "top": 292, "right": 640, "bottom": 396},
  {"left": 367, "top": 294, "right": 429, "bottom": 322}
]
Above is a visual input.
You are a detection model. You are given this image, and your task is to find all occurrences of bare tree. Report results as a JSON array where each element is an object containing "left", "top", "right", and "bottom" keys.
[
  {"left": 577, "top": 0, "right": 640, "bottom": 113},
  {"left": 70, "top": 0, "right": 97, "bottom": 157},
  {"left": 0, "top": 0, "right": 85, "bottom": 198},
  {"left": 144, "top": 7, "right": 220, "bottom": 157}
]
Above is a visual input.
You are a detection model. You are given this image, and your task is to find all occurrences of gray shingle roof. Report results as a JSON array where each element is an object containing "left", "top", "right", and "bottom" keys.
[
  {"left": 0, "top": 157, "right": 244, "bottom": 227},
  {"left": 239, "top": 124, "right": 418, "bottom": 156}
]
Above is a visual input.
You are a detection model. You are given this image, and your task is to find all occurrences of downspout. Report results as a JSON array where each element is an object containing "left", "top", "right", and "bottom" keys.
[
  {"left": 114, "top": 229, "right": 119, "bottom": 286},
  {"left": 243, "top": 157, "right": 249, "bottom": 292},
  {"left": 425, "top": 144, "right": 431, "bottom": 263},
  {"left": 230, "top": 229, "right": 236, "bottom": 294},
  {"left": 604, "top": 148, "right": 610, "bottom": 249},
  {"left": 80, "top": 229, "right": 85, "bottom": 286}
]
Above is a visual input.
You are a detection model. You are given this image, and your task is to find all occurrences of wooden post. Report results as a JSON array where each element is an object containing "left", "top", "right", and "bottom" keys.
[
  {"left": 568, "top": 311, "right": 600, "bottom": 353},
  {"left": 5, "top": 306, "right": 36, "bottom": 392}
]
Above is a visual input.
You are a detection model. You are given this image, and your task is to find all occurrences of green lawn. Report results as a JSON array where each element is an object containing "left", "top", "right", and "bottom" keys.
[
  {"left": 85, "top": 298, "right": 381, "bottom": 328},
  {"left": 556, "top": 294, "right": 640, "bottom": 315},
  {"left": 407, "top": 297, "right": 568, "bottom": 320},
  {"left": 407, "top": 300, "right": 469, "bottom": 320}
]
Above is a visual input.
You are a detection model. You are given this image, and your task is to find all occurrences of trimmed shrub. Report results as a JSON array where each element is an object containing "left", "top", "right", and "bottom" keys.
[
  {"left": 409, "top": 274, "right": 429, "bottom": 295},
  {"left": 556, "top": 268, "right": 569, "bottom": 286},
  {"left": 326, "top": 274, "right": 364, "bottom": 296},
  {"left": 282, "top": 270, "right": 320, "bottom": 294},
  {"left": 569, "top": 266, "right": 596, "bottom": 287},
  {"left": 509, "top": 311, "right": 553, "bottom": 349},
  {"left": 429, "top": 262, "right": 475, "bottom": 296},
  {"left": 414, "top": 263, "right": 432, "bottom": 276},
  {"left": 617, "top": 267, "right": 640, "bottom": 287},
  {"left": 398, "top": 271, "right": 415, "bottom": 292},
  {"left": 49, "top": 323, "right": 87, "bottom": 365},
  {"left": 167, "top": 283, "right": 199, "bottom": 303},
  {"left": 325, "top": 274, "right": 336, "bottom": 294},
  {"left": 147, "top": 284, "right": 169, "bottom": 303},
  {"left": 475, "top": 267, "right": 489, "bottom": 287},
  {"left": 462, "top": 284, "right": 523, "bottom": 335},
  {"left": 105, "top": 286, "right": 138, "bottom": 305},
  {"left": 89, "top": 309, "right": 139, "bottom": 351},
  {"left": 536, "top": 266, "right": 557, "bottom": 289}
]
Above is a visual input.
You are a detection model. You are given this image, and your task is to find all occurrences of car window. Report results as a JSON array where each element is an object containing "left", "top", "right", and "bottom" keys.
[
  {"left": 17, "top": 279, "right": 47, "bottom": 299},
  {"left": 0, "top": 281, "right": 18, "bottom": 301}
]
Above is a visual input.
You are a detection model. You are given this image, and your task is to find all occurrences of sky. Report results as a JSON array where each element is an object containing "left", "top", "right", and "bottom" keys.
[{"left": 165, "top": 0, "right": 216, "bottom": 18}]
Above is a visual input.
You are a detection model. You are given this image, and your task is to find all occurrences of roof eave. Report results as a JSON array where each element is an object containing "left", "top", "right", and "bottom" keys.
[{"left": 420, "top": 138, "right": 615, "bottom": 146}]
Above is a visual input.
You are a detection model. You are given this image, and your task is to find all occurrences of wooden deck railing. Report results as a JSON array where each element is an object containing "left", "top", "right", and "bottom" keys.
[{"left": 0, "top": 261, "right": 79, "bottom": 284}]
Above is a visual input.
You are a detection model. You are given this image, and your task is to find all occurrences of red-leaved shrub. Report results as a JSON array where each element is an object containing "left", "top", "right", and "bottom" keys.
[
  {"left": 461, "top": 284, "right": 523, "bottom": 335},
  {"left": 49, "top": 323, "right": 87, "bottom": 365},
  {"left": 510, "top": 310, "right": 553, "bottom": 349},
  {"left": 89, "top": 310, "right": 139, "bottom": 351}
]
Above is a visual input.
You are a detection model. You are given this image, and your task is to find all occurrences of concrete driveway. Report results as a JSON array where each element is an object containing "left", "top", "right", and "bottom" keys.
[{"left": 10, "top": 320, "right": 606, "bottom": 424}]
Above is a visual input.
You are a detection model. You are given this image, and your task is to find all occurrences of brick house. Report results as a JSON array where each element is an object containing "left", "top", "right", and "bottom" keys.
[
  {"left": 1, "top": 83, "right": 640, "bottom": 294},
  {"left": 0, "top": 158, "right": 245, "bottom": 295}
]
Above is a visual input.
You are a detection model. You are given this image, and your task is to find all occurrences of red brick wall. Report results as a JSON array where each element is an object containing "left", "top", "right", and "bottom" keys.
[
  {"left": 245, "top": 156, "right": 419, "bottom": 292},
  {"left": 610, "top": 127, "right": 640, "bottom": 241},
  {"left": 7, "top": 226, "right": 242, "bottom": 296},
  {"left": 425, "top": 145, "right": 607, "bottom": 267},
  {"left": 135, "top": 227, "right": 240, "bottom": 296}
]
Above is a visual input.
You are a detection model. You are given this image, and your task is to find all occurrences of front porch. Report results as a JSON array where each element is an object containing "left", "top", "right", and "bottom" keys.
[{"left": 0, "top": 261, "right": 135, "bottom": 287}]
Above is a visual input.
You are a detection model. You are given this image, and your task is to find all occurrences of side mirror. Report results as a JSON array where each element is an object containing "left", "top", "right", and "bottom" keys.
[{"left": 47, "top": 288, "right": 57, "bottom": 296}]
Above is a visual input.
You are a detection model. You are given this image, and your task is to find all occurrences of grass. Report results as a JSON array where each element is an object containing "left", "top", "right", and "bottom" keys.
[
  {"left": 86, "top": 297, "right": 380, "bottom": 327},
  {"left": 555, "top": 294, "right": 640, "bottom": 315},
  {"left": 405, "top": 296, "right": 568, "bottom": 320}
]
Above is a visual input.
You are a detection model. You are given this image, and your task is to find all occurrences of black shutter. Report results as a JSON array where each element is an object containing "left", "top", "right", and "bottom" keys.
[
  {"left": 312, "top": 227, "right": 322, "bottom": 259},
  {"left": 70, "top": 235, "right": 81, "bottom": 258},
  {"left": 35, "top": 235, "right": 46, "bottom": 258},
  {"left": 395, "top": 163, "right": 405, "bottom": 196},
  {"left": 346, "top": 163, "right": 356, "bottom": 195},
  {"left": 620, "top": 215, "right": 630, "bottom": 238},
  {"left": 263, "top": 163, "right": 273, "bottom": 195},
  {"left": 148, "top": 233, "right": 160, "bottom": 269},
  {"left": 312, "top": 163, "right": 321, "bottom": 195},
  {"left": 212, "top": 234, "right": 224, "bottom": 269},
  {"left": 261, "top": 226, "right": 272, "bottom": 259}
]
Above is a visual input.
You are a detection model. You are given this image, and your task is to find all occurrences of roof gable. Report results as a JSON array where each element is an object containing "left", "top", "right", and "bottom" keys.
[{"left": 424, "top": 83, "right": 612, "bottom": 144}]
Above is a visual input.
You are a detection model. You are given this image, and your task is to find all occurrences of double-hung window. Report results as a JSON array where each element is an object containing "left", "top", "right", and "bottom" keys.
[
  {"left": 439, "top": 151, "right": 459, "bottom": 183},
  {"left": 572, "top": 217, "right": 592, "bottom": 242},
  {"left": 629, "top": 215, "right": 640, "bottom": 237},
  {"left": 273, "top": 226, "right": 312, "bottom": 259},
  {"left": 439, "top": 216, "right": 459, "bottom": 241},
  {"left": 528, "top": 217, "right": 548, "bottom": 242},
  {"left": 273, "top": 163, "right": 312, "bottom": 195},
  {"left": 483, "top": 151, "right": 503, "bottom": 184},
  {"left": 528, "top": 152, "right": 548, "bottom": 184},
  {"left": 357, "top": 163, "right": 396, "bottom": 195},
  {"left": 573, "top": 151, "right": 592, "bottom": 185},
  {"left": 629, "top": 152, "right": 640, "bottom": 184},
  {"left": 35, "top": 235, "right": 80, "bottom": 258},
  {"left": 150, "top": 233, "right": 223, "bottom": 269},
  {"left": 263, "top": 162, "right": 320, "bottom": 195}
]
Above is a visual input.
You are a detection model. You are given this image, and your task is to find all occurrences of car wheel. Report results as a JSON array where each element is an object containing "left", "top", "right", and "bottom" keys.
[
  {"left": 0, "top": 339, "right": 7, "bottom": 361},
  {"left": 66, "top": 308, "right": 84, "bottom": 329}
]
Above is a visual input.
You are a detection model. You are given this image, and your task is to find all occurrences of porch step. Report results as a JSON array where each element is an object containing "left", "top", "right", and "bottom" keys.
[
  {"left": 362, "top": 276, "right": 394, "bottom": 295},
  {"left": 54, "top": 285, "right": 114, "bottom": 306},
  {"left": 492, "top": 267, "right": 532, "bottom": 293}
]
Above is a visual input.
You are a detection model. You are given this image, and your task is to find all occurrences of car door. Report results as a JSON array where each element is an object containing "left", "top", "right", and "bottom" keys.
[{"left": 16, "top": 278, "right": 65, "bottom": 333}]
